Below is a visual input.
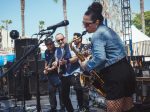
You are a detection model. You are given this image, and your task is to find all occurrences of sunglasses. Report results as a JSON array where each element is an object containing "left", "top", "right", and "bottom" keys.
[
  {"left": 57, "top": 38, "right": 64, "bottom": 42},
  {"left": 82, "top": 21, "right": 94, "bottom": 27}
]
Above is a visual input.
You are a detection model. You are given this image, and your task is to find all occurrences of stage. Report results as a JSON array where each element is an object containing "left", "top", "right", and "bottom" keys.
[{"left": 0, "top": 94, "right": 106, "bottom": 112}]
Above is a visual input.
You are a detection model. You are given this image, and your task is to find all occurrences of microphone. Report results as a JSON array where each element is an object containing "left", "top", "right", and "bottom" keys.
[
  {"left": 81, "top": 30, "right": 87, "bottom": 37},
  {"left": 10, "top": 30, "right": 19, "bottom": 39},
  {"left": 33, "top": 31, "right": 51, "bottom": 35},
  {"left": 41, "top": 20, "right": 69, "bottom": 31}
]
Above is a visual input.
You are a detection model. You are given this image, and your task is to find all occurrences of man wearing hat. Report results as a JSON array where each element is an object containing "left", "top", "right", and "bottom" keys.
[{"left": 44, "top": 38, "right": 64, "bottom": 112}]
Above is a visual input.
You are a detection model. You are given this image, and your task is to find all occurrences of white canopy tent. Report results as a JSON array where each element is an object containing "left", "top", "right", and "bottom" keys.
[
  {"left": 121, "top": 25, "right": 150, "bottom": 43},
  {"left": 131, "top": 25, "right": 150, "bottom": 43},
  {"left": 122, "top": 25, "right": 150, "bottom": 56}
]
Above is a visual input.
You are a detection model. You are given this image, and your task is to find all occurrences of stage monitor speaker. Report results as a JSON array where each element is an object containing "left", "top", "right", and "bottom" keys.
[{"left": 15, "top": 38, "right": 39, "bottom": 61}]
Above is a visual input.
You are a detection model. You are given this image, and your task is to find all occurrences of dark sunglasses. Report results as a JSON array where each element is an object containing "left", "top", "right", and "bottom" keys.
[
  {"left": 57, "top": 38, "right": 64, "bottom": 42},
  {"left": 82, "top": 21, "right": 94, "bottom": 27}
]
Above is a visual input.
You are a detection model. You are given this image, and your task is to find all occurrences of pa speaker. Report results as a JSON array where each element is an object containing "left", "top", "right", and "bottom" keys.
[{"left": 15, "top": 38, "right": 38, "bottom": 61}]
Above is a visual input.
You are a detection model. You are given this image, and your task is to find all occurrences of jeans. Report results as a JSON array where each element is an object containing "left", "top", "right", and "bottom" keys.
[{"left": 48, "top": 74, "right": 64, "bottom": 110}]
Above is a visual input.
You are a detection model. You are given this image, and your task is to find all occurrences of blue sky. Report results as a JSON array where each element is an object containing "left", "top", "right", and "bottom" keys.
[{"left": 0, "top": 0, "right": 150, "bottom": 41}]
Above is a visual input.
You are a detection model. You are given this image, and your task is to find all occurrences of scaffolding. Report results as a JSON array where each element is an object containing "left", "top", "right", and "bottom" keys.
[{"left": 121, "top": 0, "right": 133, "bottom": 56}]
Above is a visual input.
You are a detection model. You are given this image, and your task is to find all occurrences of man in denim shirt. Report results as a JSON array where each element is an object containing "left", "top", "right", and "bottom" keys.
[{"left": 80, "top": 2, "right": 136, "bottom": 112}]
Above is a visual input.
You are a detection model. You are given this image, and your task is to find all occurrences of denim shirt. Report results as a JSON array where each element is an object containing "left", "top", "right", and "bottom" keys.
[{"left": 86, "top": 24, "right": 127, "bottom": 72}]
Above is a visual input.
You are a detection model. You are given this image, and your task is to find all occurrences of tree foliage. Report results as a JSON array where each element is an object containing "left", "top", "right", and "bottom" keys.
[
  {"left": 132, "top": 11, "right": 150, "bottom": 37},
  {"left": 0, "top": 25, "right": 4, "bottom": 30},
  {"left": 39, "top": 20, "right": 45, "bottom": 30},
  {"left": 53, "top": 0, "right": 59, "bottom": 3}
]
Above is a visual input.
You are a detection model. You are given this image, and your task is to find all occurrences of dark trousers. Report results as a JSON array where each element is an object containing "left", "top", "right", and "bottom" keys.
[
  {"left": 82, "top": 87, "right": 89, "bottom": 109},
  {"left": 72, "top": 74, "right": 89, "bottom": 109},
  {"left": 61, "top": 76, "right": 74, "bottom": 112},
  {"left": 49, "top": 85, "right": 64, "bottom": 110},
  {"left": 61, "top": 74, "right": 89, "bottom": 112},
  {"left": 71, "top": 74, "right": 83, "bottom": 109},
  {"left": 48, "top": 74, "right": 64, "bottom": 110}
]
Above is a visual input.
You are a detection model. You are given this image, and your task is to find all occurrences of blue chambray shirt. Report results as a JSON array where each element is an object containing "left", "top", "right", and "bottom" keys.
[{"left": 86, "top": 24, "right": 127, "bottom": 72}]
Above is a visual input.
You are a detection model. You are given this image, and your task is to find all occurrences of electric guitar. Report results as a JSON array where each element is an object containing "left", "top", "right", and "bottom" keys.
[{"left": 57, "top": 49, "right": 66, "bottom": 76}]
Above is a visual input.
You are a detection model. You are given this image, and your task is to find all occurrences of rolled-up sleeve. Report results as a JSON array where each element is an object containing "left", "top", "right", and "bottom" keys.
[{"left": 86, "top": 33, "right": 106, "bottom": 71}]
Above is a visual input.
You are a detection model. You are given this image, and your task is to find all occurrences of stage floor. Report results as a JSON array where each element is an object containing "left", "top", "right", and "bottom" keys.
[{"left": 0, "top": 94, "right": 106, "bottom": 112}]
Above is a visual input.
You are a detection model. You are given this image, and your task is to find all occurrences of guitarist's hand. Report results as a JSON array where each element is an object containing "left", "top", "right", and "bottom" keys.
[
  {"left": 45, "top": 66, "right": 49, "bottom": 70},
  {"left": 43, "top": 67, "right": 55, "bottom": 75},
  {"left": 43, "top": 65, "right": 49, "bottom": 74},
  {"left": 52, "top": 61, "right": 58, "bottom": 67},
  {"left": 48, "top": 68, "right": 53, "bottom": 71},
  {"left": 43, "top": 68, "right": 48, "bottom": 75},
  {"left": 59, "top": 59, "right": 67, "bottom": 65}
]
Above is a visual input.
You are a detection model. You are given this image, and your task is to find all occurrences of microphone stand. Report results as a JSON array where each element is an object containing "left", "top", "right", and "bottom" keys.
[
  {"left": 1, "top": 29, "right": 56, "bottom": 112},
  {"left": 35, "top": 47, "right": 41, "bottom": 112},
  {"left": 36, "top": 30, "right": 56, "bottom": 112}
]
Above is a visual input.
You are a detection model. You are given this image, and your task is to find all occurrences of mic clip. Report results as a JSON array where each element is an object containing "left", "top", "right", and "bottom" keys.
[
  {"left": 40, "top": 27, "right": 56, "bottom": 32},
  {"left": 33, "top": 31, "right": 52, "bottom": 35}
]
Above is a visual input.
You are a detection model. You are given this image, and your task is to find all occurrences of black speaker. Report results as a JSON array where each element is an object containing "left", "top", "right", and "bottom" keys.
[
  {"left": 28, "top": 60, "right": 48, "bottom": 95},
  {"left": 5, "top": 61, "right": 17, "bottom": 96},
  {"left": 7, "top": 66, "right": 31, "bottom": 100},
  {"left": 15, "top": 38, "right": 39, "bottom": 61}
]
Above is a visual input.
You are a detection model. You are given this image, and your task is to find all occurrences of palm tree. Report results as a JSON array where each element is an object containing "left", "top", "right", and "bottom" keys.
[
  {"left": 20, "top": 0, "right": 25, "bottom": 37},
  {"left": 53, "top": 0, "right": 68, "bottom": 41},
  {"left": 140, "top": 0, "right": 145, "bottom": 33},
  {"left": 0, "top": 25, "right": 4, "bottom": 32},
  {"left": 39, "top": 20, "right": 45, "bottom": 31},
  {"left": 1, "top": 20, "right": 12, "bottom": 48}
]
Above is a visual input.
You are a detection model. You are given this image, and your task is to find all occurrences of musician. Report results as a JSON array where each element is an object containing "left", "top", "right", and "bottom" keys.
[
  {"left": 72, "top": 32, "right": 90, "bottom": 111},
  {"left": 79, "top": 2, "right": 136, "bottom": 112},
  {"left": 44, "top": 38, "right": 64, "bottom": 112},
  {"left": 54, "top": 33, "right": 85, "bottom": 112}
]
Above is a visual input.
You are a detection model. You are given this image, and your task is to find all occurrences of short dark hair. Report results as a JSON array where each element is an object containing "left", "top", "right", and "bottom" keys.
[
  {"left": 73, "top": 33, "right": 81, "bottom": 38},
  {"left": 45, "top": 38, "right": 54, "bottom": 45}
]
